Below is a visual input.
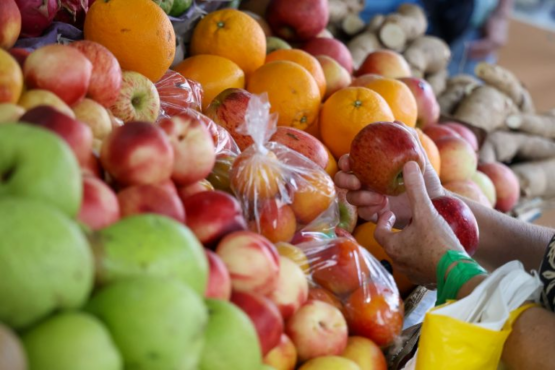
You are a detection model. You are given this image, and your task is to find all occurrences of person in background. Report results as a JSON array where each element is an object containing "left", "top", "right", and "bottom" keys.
[{"left": 360, "top": 0, "right": 514, "bottom": 75}]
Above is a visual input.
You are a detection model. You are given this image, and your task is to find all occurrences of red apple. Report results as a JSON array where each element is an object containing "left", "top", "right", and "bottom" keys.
[
  {"left": 398, "top": 77, "right": 440, "bottom": 129},
  {"left": 307, "top": 287, "right": 343, "bottom": 311},
  {"left": 204, "top": 88, "right": 254, "bottom": 151},
  {"left": 23, "top": 44, "right": 92, "bottom": 105},
  {"left": 267, "top": 0, "right": 329, "bottom": 42},
  {"left": 285, "top": 300, "right": 348, "bottom": 362},
  {"left": 0, "top": 0, "right": 21, "bottom": 50},
  {"left": 316, "top": 55, "right": 352, "bottom": 100},
  {"left": 436, "top": 136, "right": 477, "bottom": 183},
  {"left": 311, "top": 238, "right": 371, "bottom": 296},
  {"left": 423, "top": 124, "right": 460, "bottom": 143},
  {"left": 270, "top": 126, "right": 328, "bottom": 169},
  {"left": 231, "top": 291, "right": 284, "bottom": 356},
  {"left": 158, "top": 111, "right": 216, "bottom": 186},
  {"left": 19, "top": 106, "right": 93, "bottom": 166},
  {"left": 342, "top": 336, "right": 387, "bottom": 370},
  {"left": 255, "top": 199, "right": 297, "bottom": 244},
  {"left": 109, "top": 71, "right": 160, "bottom": 123},
  {"left": 183, "top": 190, "right": 247, "bottom": 247},
  {"left": 268, "top": 256, "right": 309, "bottom": 321},
  {"left": 356, "top": 50, "right": 411, "bottom": 78},
  {"left": 216, "top": 230, "right": 280, "bottom": 296},
  {"left": 442, "top": 122, "right": 479, "bottom": 152},
  {"left": 15, "top": 0, "right": 59, "bottom": 38},
  {"left": 432, "top": 195, "right": 480, "bottom": 255},
  {"left": 471, "top": 170, "right": 497, "bottom": 207},
  {"left": 478, "top": 162, "right": 520, "bottom": 212},
  {"left": 349, "top": 121, "right": 426, "bottom": 196},
  {"left": 8, "top": 48, "right": 30, "bottom": 68},
  {"left": 302, "top": 37, "right": 353, "bottom": 74},
  {"left": 69, "top": 40, "right": 123, "bottom": 108},
  {"left": 177, "top": 179, "right": 214, "bottom": 202},
  {"left": 100, "top": 121, "right": 174, "bottom": 187},
  {"left": 78, "top": 175, "right": 120, "bottom": 230},
  {"left": 117, "top": 182, "right": 185, "bottom": 222},
  {"left": 72, "top": 98, "right": 113, "bottom": 140},
  {"left": 344, "top": 283, "right": 403, "bottom": 347},
  {"left": 444, "top": 180, "right": 491, "bottom": 208},
  {"left": 336, "top": 187, "right": 358, "bottom": 233},
  {"left": 17, "top": 89, "right": 74, "bottom": 118},
  {"left": 156, "top": 70, "right": 203, "bottom": 116},
  {"left": 264, "top": 334, "right": 297, "bottom": 370},
  {"left": 81, "top": 152, "right": 103, "bottom": 178},
  {"left": 205, "top": 250, "right": 232, "bottom": 301}
]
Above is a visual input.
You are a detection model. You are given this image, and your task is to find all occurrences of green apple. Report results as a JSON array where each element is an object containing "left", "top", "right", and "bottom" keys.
[
  {"left": 0, "top": 323, "right": 27, "bottom": 370},
  {"left": 92, "top": 214, "right": 208, "bottom": 295},
  {"left": 22, "top": 312, "right": 122, "bottom": 370},
  {"left": 0, "top": 197, "right": 94, "bottom": 329},
  {"left": 266, "top": 37, "right": 292, "bottom": 54},
  {"left": 87, "top": 276, "right": 207, "bottom": 370},
  {"left": 169, "top": 0, "right": 192, "bottom": 17},
  {"left": 261, "top": 366, "right": 277, "bottom": 370},
  {"left": 200, "top": 299, "right": 262, "bottom": 370},
  {"left": 152, "top": 0, "right": 174, "bottom": 14},
  {"left": 0, "top": 123, "right": 81, "bottom": 217}
]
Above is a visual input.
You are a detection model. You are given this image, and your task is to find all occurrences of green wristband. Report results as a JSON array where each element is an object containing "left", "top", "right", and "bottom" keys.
[{"left": 436, "top": 250, "right": 487, "bottom": 305}]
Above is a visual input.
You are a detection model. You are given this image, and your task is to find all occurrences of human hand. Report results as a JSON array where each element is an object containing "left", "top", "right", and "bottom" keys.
[
  {"left": 334, "top": 127, "right": 444, "bottom": 227},
  {"left": 374, "top": 162, "right": 466, "bottom": 287},
  {"left": 468, "top": 15, "right": 508, "bottom": 59}
]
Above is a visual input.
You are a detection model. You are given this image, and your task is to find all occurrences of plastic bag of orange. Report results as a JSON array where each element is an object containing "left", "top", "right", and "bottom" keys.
[
  {"left": 229, "top": 93, "right": 339, "bottom": 244},
  {"left": 298, "top": 236, "right": 403, "bottom": 348},
  {"left": 155, "top": 70, "right": 203, "bottom": 118}
]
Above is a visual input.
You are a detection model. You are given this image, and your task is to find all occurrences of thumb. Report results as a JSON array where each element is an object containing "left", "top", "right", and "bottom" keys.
[
  {"left": 374, "top": 210, "right": 396, "bottom": 248},
  {"left": 403, "top": 161, "right": 435, "bottom": 217}
]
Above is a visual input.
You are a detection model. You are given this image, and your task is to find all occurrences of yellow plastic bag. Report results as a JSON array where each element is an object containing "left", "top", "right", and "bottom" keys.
[{"left": 406, "top": 261, "right": 543, "bottom": 370}]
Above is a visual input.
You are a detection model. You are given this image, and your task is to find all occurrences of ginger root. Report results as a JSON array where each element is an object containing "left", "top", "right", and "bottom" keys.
[
  {"left": 511, "top": 158, "right": 555, "bottom": 198},
  {"left": 453, "top": 85, "right": 517, "bottom": 132},
  {"left": 404, "top": 36, "right": 451, "bottom": 75},
  {"left": 475, "top": 62, "right": 535, "bottom": 112},
  {"left": 506, "top": 113, "right": 555, "bottom": 139},
  {"left": 342, "top": 14, "right": 366, "bottom": 36},
  {"left": 378, "top": 3, "right": 427, "bottom": 51},
  {"left": 426, "top": 69, "right": 448, "bottom": 96},
  {"left": 348, "top": 32, "right": 382, "bottom": 70},
  {"left": 480, "top": 131, "right": 555, "bottom": 163},
  {"left": 437, "top": 74, "right": 480, "bottom": 114}
]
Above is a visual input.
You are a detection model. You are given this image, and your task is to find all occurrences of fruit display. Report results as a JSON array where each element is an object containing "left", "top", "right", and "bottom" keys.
[{"left": 2, "top": 0, "right": 552, "bottom": 368}]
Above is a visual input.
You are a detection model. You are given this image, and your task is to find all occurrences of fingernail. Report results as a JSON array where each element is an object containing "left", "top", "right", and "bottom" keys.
[{"left": 404, "top": 161, "right": 420, "bottom": 174}]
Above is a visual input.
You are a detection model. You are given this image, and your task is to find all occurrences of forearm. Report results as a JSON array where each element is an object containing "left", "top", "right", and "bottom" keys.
[
  {"left": 455, "top": 196, "right": 552, "bottom": 271},
  {"left": 494, "top": 0, "right": 513, "bottom": 18}
]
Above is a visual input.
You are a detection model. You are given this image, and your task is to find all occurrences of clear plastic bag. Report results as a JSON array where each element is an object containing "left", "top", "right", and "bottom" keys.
[
  {"left": 155, "top": 70, "right": 203, "bottom": 118},
  {"left": 299, "top": 236, "right": 404, "bottom": 348},
  {"left": 229, "top": 93, "right": 339, "bottom": 244}
]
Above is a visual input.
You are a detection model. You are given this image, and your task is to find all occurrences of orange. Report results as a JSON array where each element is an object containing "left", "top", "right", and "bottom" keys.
[
  {"left": 417, "top": 129, "right": 441, "bottom": 177},
  {"left": 265, "top": 49, "right": 326, "bottom": 99},
  {"left": 351, "top": 74, "right": 417, "bottom": 128},
  {"left": 190, "top": 9, "right": 266, "bottom": 76},
  {"left": 173, "top": 55, "right": 245, "bottom": 111},
  {"left": 247, "top": 61, "right": 320, "bottom": 130},
  {"left": 304, "top": 110, "right": 322, "bottom": 140},
  {"left": 324, "top": 146, "right": 338, "bottom": 177},
  {"left": 0, "top": 49, "right": 23, "bottom": 104},
  {"left": 353, "top": 222, "right": 415, "bottom": 297},
  {"left": 319, "top": 87, "right": 394, "bottom": 159},
  {"left": 84, "top": 0, "right": 175, "bottom": 83},
  {"left": 229, "top": 150, "right": 284, "bottom": 201}
]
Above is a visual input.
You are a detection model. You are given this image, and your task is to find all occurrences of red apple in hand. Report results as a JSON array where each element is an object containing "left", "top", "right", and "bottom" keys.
[
  {"left": 69, "top": 40, "right": 123, "bottom": 108},
  {"left": 478, "top": 162, "right": 520, "bottom": 212},
  {"left": 159, "top": 111, "right": 216, "bottom": 186},
  {"left": 216, "top": 231, "right": 280, "bottom": 296},
  {"left": 302, "top": 37, "right": 353, "bottom": 74},
  {"left": 100, "top": 121, "right": 174, "bottom": 186},
  {"left": 23, "top": 44, "right": 92, "bottom": 106},
  {"left": 20, "top": 106, "right": 93, "bottom": 166},
  {"left": 267, "top": 0, "right": 329, "bottom": 42},
  {"left": 231, "top": 291, "right": 284, "bottom": 356},
  {"left": 344, "top": 283, "right": 403, "bottom": 347},
  {"left": 78, "top": 175, "right": 120, "bottom": 230},
  {"left": 270, "top": 126, "right": 328, "bottom": 169},
  {"left": 398, "top": 77, "right": 440, "bottom": 129},
  {"left": 183, "top": 190, "right": 247, "bottom": 247},
  {"left": 349, "top": 121, "right": 426, "bottom": 196},
  {"left": 285, "top": 300, "right": 348, "bottom": 362},
  {"left": 432, "top": 195, "right": 479, "bottom": 255},
  {"left": 311, "top": 238, "right": 370, "bottom": 296},
  {"left": 117, "top": 182, "right": 185, "bottom": 222},
  {"left": 205, "top": 250, "right": 232, "bottom": 301},
  {"left": 436, "top": 136, "right": 477, "bottom": 183}
]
